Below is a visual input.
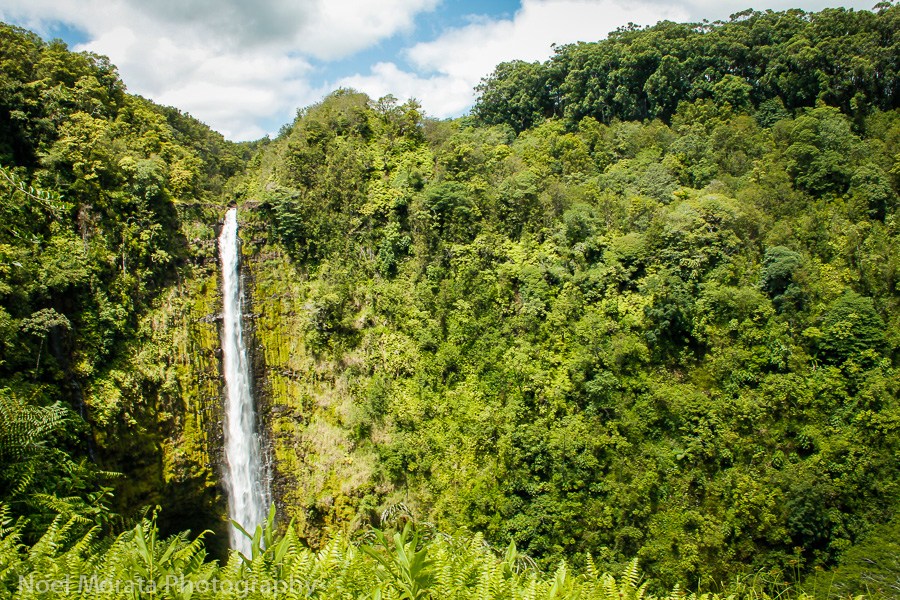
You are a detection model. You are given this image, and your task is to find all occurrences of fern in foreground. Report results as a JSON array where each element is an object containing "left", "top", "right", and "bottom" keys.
[{"left": 0, "top": 505, "right": 864, "bottom": 599}]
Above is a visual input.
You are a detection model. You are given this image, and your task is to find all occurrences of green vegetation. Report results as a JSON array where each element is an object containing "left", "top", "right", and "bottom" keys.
[
  {"left": 0, "top": 503, "right": 841, "bottom": 599},
  {"left": 3, "top": 5, "right": 900, "bottom": 598},
  {"left": 474, "top": 5, "right": 899, "bottom": 132},
  {"left": 0, "top": 22, "right": 245, "bottom": 547}
]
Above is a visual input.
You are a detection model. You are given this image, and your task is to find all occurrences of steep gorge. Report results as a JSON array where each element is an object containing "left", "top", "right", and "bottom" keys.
[{"left": 1, "top": 8, "right": 900, "bottom": 594}]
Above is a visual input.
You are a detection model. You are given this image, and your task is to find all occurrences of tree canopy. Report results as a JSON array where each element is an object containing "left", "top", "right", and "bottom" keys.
[{"left": 474, "top": 5, "right": 900, "bottom": 132}]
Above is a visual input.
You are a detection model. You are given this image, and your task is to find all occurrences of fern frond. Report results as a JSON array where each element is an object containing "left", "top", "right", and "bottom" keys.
[
  {"left": 622, "top": 558, "right": 641, "bottom": 591},
  {"left": 585, "top": 552, "right": 599, "bottom": 582}
]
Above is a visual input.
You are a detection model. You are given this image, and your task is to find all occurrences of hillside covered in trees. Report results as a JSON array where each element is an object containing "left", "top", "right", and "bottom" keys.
[{"left": 1, "top": 4, "right": 899, "bottom": 598}]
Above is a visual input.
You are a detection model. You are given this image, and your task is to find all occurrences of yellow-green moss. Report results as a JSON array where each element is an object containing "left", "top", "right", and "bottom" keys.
[{"left": 241, "top": 213, "right": 381, "bottom": 545}]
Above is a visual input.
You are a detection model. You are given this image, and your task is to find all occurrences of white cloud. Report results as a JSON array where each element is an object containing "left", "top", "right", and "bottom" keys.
[
  {"left": 407, "top": 0, "right": 687, "bottom": 78},
  {"left": 5, "top": 0, "right": 440, "bottom": 59},
  {"left": 74, "top": 20, "right": 320, "bottom": 140},
  {"left": 0, "top": 0, "right": 439, "bottom": 139},
  {"left": 296, "top": 0, "right": 441, "bottom": 60},
  {"left": 336, "top": 0, "right": 880, "bottom": 120},
  {"left": 338, "top": 0, "right": 689, "bottom": 118},
  {"left": 337, "top": 63, "right": 469, "bottom": 118},
  {"left": 0, "top": 0, "right": 886, "bottom": 138}
]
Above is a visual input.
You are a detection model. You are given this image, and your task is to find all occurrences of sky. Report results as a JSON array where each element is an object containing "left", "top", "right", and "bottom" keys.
[{"left": 0, "top": 0, "right": 881, "bottom": 141}]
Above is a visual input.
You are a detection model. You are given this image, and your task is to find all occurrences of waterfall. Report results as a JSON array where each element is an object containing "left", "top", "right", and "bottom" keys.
[{"left": 218, "top": 207, "right": 268, "bottom": 555}]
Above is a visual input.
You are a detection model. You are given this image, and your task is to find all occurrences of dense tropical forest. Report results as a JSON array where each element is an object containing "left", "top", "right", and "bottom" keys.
[{"left": 1, "top": 4, "right": 899, "bottom": 598}]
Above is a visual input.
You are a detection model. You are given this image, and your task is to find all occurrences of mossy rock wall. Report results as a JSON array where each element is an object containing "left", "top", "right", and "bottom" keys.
[
  {"left": 83, "top": 215, "right": 230, "bottom": 557},
  {"left": 240, "top": 207, "right": 383, "bottom": 547}
]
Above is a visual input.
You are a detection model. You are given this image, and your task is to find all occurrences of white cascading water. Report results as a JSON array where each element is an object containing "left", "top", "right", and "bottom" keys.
[{"left": 219, "top": 207, "right": 268, "bottom": 555}]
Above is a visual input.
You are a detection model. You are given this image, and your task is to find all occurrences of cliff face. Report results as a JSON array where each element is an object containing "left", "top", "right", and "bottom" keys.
[
  {"left": 85, "top": 215, "right": 231, "bottom": 556},
  {"left": 0, "top": 22, "right": 252, "bottom": 555},
  {"left": 127, "top": 199, "right": 373, "bottom": 554},
  {"left": 217, "top": 91, "right": 436, "bottom": 545},
  {"left": 240, "top": 205, "right": 382, "bottom": 547}
]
